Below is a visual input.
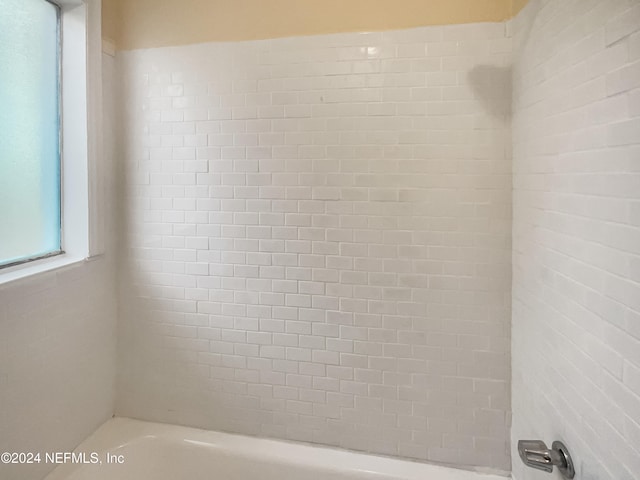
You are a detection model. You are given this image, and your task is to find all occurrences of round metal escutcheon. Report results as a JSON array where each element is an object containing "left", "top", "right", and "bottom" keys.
[{"left": 552, "top": 440, "right": 575, "bottom": 479}]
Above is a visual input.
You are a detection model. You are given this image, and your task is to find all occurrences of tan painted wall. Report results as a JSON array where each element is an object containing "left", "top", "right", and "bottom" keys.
[
  {"left": 102, "top": 0, "right": 120, "bottom": 45},
  {"left": 102, "top": 0, "right": 531, "bottom": 51},
  {"left": 511, "top": 0, "right": 530, "bottom": 15}
]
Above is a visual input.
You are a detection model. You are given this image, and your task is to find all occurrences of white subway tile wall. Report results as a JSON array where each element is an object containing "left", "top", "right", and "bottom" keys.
[
  {"left": 512, "top": 0, "right": 640, "bottom": 479},
  {"left": 117, "top": 23, "right": 512, "bottom": 470},
  {"left": 0, "top": 54, "right": 118, "bottom": 480}
]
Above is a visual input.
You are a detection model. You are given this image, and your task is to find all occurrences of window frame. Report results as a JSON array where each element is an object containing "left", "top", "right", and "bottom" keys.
[{"left": 0, "top": 0, "right": 103, "bottom": 285}]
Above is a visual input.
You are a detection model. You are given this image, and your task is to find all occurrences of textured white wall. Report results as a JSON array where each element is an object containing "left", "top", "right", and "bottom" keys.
[
  {"left": 0, "top": 53, "right": 119, "bottom": 480},
  {"left": 117, "top": 23, "right": 513, "bottom": 471},
  {"left": 511, "top": 0, "right": 640, "bottom": 479}
]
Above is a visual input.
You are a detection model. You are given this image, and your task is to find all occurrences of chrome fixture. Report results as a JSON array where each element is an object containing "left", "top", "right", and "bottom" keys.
[{"left": 518, "top": 440, "right": 575, "bottom": 479}]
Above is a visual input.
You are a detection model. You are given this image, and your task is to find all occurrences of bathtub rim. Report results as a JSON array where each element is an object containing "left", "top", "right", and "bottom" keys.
[{"left": 44, "top": 417, "right": 510, "bottom": 480}]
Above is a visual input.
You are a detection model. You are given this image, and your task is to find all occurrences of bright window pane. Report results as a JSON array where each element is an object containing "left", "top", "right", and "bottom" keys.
[{"left": 0, "top": 0, "right": 61, "bottom": 266}]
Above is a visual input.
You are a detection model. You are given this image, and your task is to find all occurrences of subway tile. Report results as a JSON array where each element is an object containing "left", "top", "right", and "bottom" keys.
[
  {"left": 512, "top": 1, "right": 640, "bottom": 479},
  {"left": 117, "top": 21, "right": 511, "bottom": 472}
]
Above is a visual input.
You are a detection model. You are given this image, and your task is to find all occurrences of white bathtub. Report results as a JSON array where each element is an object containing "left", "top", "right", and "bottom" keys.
[{"left": 45, "top": 418, "right": 508, "bottom": 480}]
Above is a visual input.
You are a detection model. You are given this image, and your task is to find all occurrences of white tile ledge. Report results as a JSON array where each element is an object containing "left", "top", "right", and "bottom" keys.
[{"left": 0, "top": 254, "right": 93, "bottom": 288}]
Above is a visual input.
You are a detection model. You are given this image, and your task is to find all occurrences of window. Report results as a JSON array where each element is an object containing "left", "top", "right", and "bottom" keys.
[
  {"left": 0, "top": 0, "right": 62, "bottom": 268},
  {"left": 0, "top": 0, "right": 103, "bottom": 283}
]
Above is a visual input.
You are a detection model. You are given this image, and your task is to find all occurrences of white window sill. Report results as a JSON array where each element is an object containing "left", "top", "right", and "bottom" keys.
[{"left": 0, "top": 253, "right": 92, "bottom": 287}]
